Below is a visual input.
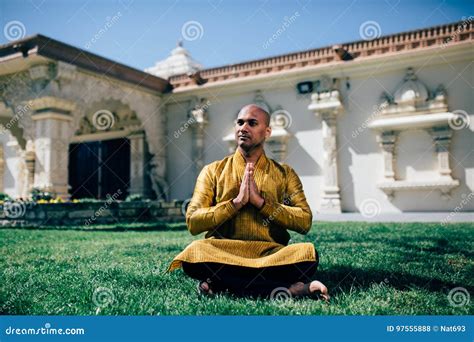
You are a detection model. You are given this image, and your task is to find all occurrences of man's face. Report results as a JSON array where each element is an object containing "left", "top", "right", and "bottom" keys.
[{"left": 234, "top": 107, "right": 271, "bottom": 152}]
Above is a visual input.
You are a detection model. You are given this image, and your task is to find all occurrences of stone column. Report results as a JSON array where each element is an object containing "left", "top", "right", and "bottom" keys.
[
  {"left": 129, "top": 132, "right": 148, "bottom": 197},
  {"left": 320, "top": 113, "right": 341, "bottom": 212},
  {"left": 428, "top": 126, "right": 454, "bottom": 179},
  {"left": 30, "top": 97, "right": 75, "bottom": 199},
  {"left": 376, "top": 131, "right": 398, "bottom": 182},
  {"left": 222, "top": 133, "right": 237, "bottom": 154},
  {"left": 266, "top": 109, "right": 291, "bottom": 162},
  {"left": 189, "top": 98, "right": 209, "bottom": 175},
  {"left": 308, "top": 90, "right": 344, "bottom": 213},
  {"left": 24, "top": 140, "right": 36, "bottom": 195}
]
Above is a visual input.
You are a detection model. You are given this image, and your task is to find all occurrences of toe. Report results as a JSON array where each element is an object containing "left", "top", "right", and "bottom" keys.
[
  {"left": 200, "top": 281, "right": 209, "bottom": 292},
  {"left": 310, "top": 280, "right": 330, "bottom": 302}
]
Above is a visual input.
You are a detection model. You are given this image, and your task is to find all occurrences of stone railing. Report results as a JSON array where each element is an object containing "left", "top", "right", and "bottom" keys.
[
  {"left": 0, "top": 200, "right": 185, "bottom": 227},
  {"left": 170, "top": 20, "right": 473, "bottom": 88}
]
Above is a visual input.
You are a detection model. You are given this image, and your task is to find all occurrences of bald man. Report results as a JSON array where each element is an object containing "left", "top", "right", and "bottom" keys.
[{"left": 168, "top": 104, "right": 329, "bottom": 300}]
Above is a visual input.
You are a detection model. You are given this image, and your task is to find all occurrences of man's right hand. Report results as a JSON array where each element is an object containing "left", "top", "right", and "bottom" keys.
[{"left": 232, "top": 163, "right": 251, "bottom": 210}]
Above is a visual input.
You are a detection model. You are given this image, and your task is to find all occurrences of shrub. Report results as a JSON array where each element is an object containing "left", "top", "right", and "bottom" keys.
[
  {"left": 0, "top": 192, "right": 11, "bottom": 201},
  {"left": 125, "top": 194, "right": 149, "bottom": 202},
  {"left": 30, "top": 188, "right": 55, "bottom": 202}
]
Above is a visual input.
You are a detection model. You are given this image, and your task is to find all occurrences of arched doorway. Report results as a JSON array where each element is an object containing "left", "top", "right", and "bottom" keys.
[
  {"left": 68, "top": 100, "right": 150, "bottom": 200},
  {"left": 68, "top": 137, "right": 130, "bottom": 200}
]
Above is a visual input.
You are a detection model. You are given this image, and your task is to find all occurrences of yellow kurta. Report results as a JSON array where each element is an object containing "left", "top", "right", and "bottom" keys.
[{"left": 168, "top": 149, "right": 316, "bottom": 272}]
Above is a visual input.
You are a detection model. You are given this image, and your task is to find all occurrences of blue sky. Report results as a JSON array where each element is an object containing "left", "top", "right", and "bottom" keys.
[{"left": 1, "top": 0, "right": 472, "bottom": 71}]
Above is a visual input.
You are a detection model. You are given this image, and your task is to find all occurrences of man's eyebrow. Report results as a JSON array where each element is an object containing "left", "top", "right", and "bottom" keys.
[{"left": 236, "top": 118, "right": 259, "bottom": 122}]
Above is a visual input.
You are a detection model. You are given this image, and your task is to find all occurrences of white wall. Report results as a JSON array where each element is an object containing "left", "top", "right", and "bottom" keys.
[{"left": 164, "top": 57, "right": 474, "bottom": 213}]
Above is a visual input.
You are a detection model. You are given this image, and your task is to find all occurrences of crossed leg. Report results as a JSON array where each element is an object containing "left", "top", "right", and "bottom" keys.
[{"left": 182, "top": 261, "right": 329, "bottom": 301}]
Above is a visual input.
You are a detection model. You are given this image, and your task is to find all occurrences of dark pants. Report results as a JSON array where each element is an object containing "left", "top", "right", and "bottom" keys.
[{"left": 182, "top": 254, "right": 319, "bottom": 297}]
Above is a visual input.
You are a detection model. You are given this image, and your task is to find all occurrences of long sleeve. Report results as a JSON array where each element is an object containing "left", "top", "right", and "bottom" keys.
[
  {"left": 259, "top": 166, "right": 313, "bottom": 234},
  {"left": 186, "top": 165, "right": 238, "bottom": 235}
]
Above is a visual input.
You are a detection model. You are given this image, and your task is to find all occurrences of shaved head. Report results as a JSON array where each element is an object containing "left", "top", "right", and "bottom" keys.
[
  {"left": 234, "top": 103, "right": 272, "bottom": 153},
  {"left": 237, "top": 104, "right": 271, "bottom": 127}
]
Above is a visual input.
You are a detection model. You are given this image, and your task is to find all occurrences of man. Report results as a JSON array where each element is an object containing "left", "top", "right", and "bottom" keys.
[{"left": 168, "top": 104, "right": 329, "bottom": 300}]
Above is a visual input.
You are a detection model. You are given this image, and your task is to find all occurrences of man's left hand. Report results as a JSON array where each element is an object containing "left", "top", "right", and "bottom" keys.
[{"left": 247, "top": 163, "right": 265, "bottom": 209}]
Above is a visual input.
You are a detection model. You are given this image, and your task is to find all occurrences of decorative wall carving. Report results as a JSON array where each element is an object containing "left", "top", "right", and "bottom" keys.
[{"left": 369, "top": 68, "right": 460, "bottom": 199}]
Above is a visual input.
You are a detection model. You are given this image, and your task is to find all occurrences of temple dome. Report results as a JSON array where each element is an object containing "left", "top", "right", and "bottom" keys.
[{"left": 145, "top": 41, "right": 202, "bottom": 79}]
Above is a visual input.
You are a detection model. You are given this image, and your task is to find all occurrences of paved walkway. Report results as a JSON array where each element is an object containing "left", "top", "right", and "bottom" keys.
[{"left": 315, "top": 212, "right": 474, "bottom": 223}]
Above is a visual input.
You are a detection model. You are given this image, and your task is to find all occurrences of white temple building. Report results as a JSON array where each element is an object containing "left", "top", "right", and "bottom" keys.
[
  {"left": 145, "top": 41, "right": 202, "bottom": 79},
  {"left": 0, "top": 21, "right": 472, "bottom": 214}
]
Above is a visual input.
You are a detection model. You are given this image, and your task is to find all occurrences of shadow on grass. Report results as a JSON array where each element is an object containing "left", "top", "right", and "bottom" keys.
[
  {"left": 389, "top": 238, "right": 474, "bottom": 259},
  {"left": 318, "top": 265, "right": 473, "bottom": 296}
]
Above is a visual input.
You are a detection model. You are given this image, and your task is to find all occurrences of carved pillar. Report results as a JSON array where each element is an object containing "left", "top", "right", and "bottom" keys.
[
  {"left": 320, "top": 113, "right": 341, "bottom": 212},
  {"left": 189, "top": 98, "right": 209, "bottom": 174},
  {"left": 267, "top": 109, "right": 291, "bottom": 162},
  {"left": 24, "top": 140, "right": 35, "bottom": 195},
  {"left": 428, "top": 126, "right": 454, "bottom": 179},
  {"left": 129, "top": 132, "right": 148, "bottom": 197},
  {"left": 266, "top": 140, "right": 288, "bottom": 162},
  {"left": 30, "top": 97, "right": 75, "bottom": 199},
  {"left": 192, "top": 125, "right": 206, "bottom": 171},
  {"left": 147, "top": 104, "right": 169, "bottom": 201},
  {"left": 377, "top": 131, "right": 398, "bottom": 182},
  {"left": 308, "top": 89, "right": 344, "bottom": 213},
  {"left": 222, "top": 133, "right": 237, "bottom": 154}
]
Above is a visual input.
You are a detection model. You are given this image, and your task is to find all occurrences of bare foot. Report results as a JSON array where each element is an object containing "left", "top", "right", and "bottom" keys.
[
  {"left": 288, "top": 280, "right": 330, "bottom": 301},
  {"left": 197, "top": 279, "right": 214, "bottom": 296},
  {"left": 309, "top": 280, "right": 330, "bottom": 301}
]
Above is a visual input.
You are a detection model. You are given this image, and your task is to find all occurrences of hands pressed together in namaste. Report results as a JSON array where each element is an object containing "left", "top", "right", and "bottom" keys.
[{"left": 232, "top": 162, "right": 265, "bottom": 211}]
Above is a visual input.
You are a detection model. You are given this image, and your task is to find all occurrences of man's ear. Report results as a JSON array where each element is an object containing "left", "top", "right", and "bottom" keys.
[{"left": 265, "top": 126, "right": 272, "bottom": 138}]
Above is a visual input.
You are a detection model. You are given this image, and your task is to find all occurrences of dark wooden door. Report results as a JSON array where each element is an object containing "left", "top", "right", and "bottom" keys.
[{"left": 68, "top": 138, "right": 130, "bottom": 200}]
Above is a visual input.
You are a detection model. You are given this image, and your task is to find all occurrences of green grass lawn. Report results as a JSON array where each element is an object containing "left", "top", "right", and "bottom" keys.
[{"left": 1, "top": 222, "right": 472, "bottom": 315}]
